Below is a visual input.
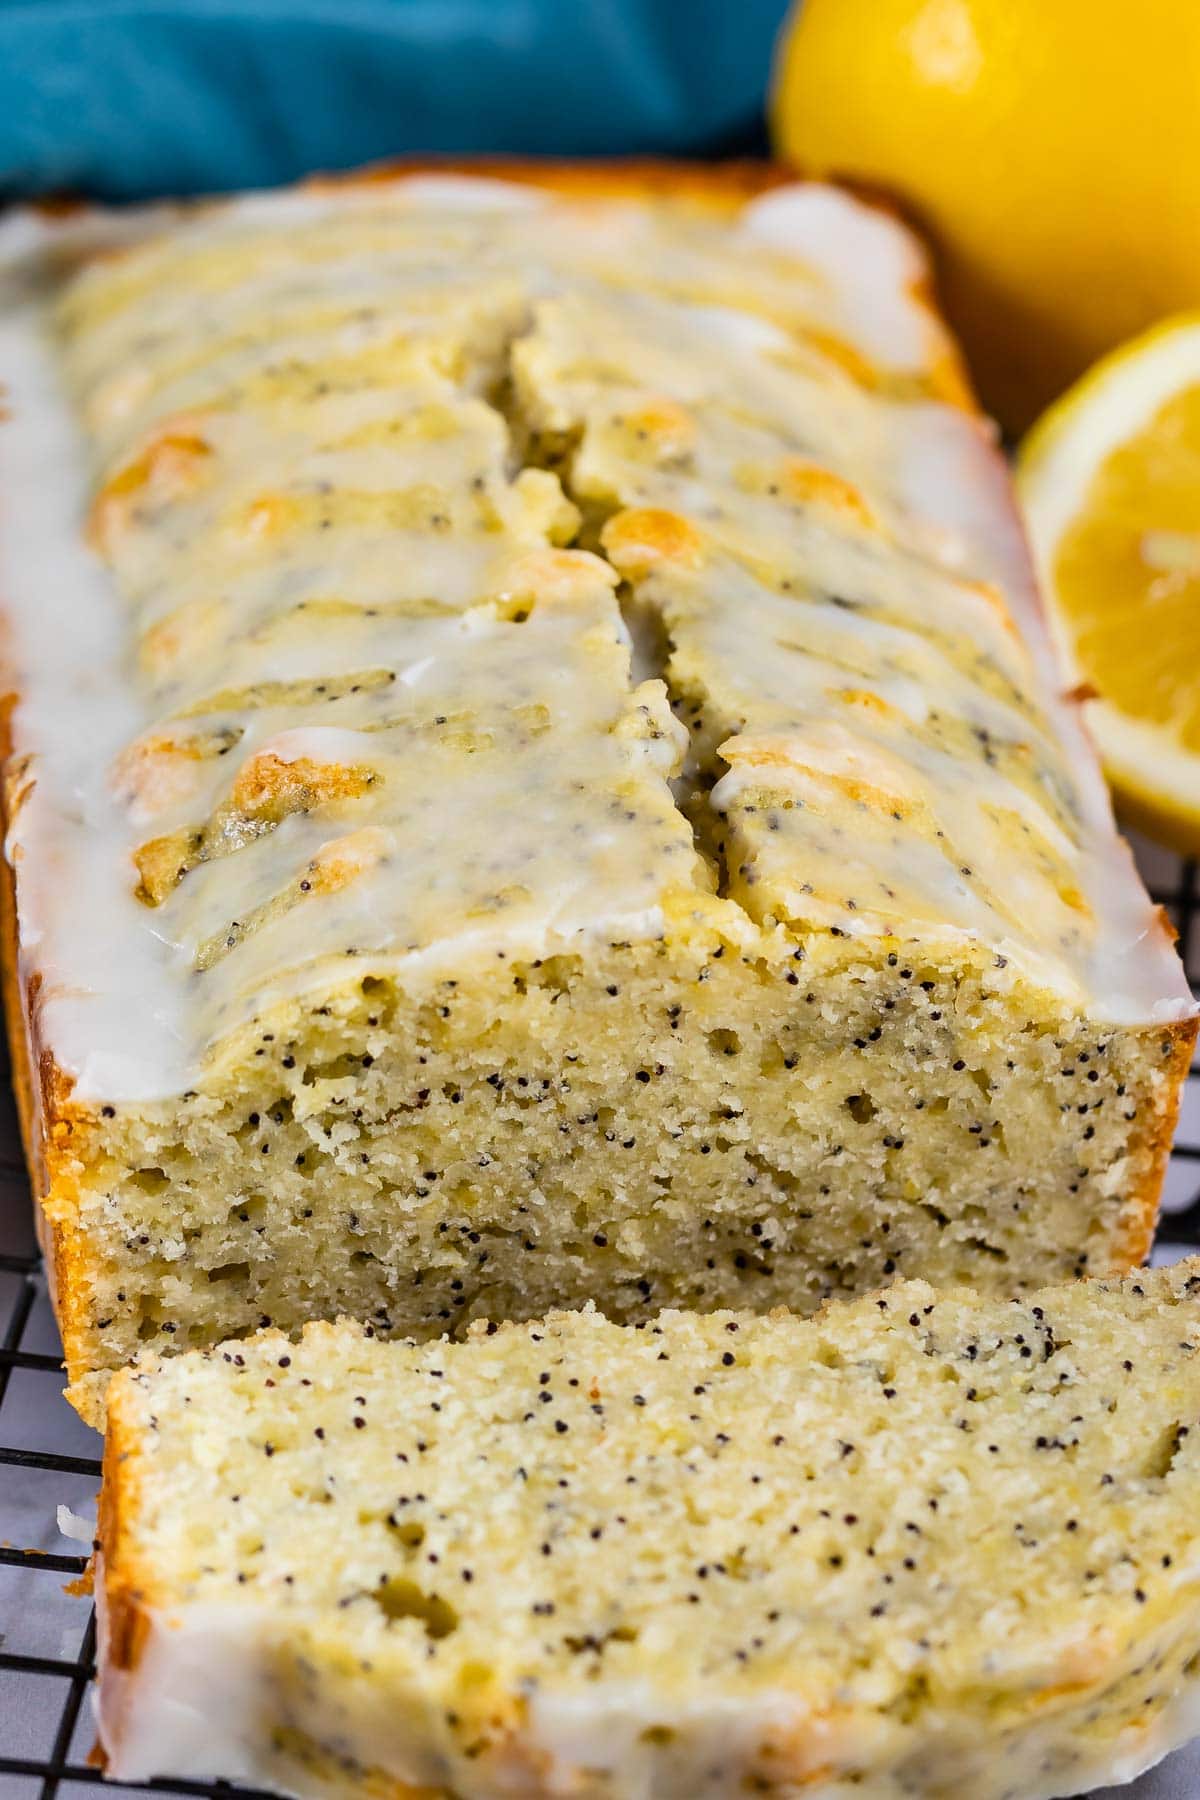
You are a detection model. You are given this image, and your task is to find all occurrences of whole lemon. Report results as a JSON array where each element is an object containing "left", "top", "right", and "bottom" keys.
[{"left": 771, "top": 0, "right": 1200, "bottom": 431}]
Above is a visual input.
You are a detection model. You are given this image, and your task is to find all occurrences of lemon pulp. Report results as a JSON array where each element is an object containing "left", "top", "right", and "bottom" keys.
[{"left": 1053, "top": 384, "right": 1200, "bottom": 760}]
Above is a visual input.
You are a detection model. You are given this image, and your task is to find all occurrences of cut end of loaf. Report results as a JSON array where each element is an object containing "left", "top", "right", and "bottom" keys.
[
  {"left": 98, "top": 1262, "right": 1200, "bottom": 1798},
  {"left": 54, "top": 935, "right": 1193, "bottom": 1425}
]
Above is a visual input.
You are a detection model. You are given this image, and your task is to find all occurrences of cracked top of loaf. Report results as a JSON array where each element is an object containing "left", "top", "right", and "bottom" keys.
[{"left": 0, "top": 166, "right": 1191, "bottom": 1100}]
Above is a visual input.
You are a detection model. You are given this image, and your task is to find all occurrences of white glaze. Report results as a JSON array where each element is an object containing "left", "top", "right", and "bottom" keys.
[
  {"left": 0, "top": 177, "right": 1191, "bottom": 1109},
  {"left": 738, "top": 184, "right": 945, "bottom": 373},
  {"left": 96, "top": 1578, "right": 281, "bottom": 1788},
  {"left": 516, "top": 215, "right": 1192, "bottom": 1024},
  {"left": 0, "top": 251, "right": 192, "bottom": 1097},
  {"left": 95, "top": 1586, "right": 1200, "bottom": 1800}
]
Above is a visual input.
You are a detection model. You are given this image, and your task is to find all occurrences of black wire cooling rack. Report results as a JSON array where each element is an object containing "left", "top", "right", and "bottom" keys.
[{"left": 1, "top": 845, "right": 1198, "bottom": 1800}]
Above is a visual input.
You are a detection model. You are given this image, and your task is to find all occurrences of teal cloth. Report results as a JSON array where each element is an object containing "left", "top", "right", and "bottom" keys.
[{"left": 0, "top": 0, "right": 789, "bottom": 200}]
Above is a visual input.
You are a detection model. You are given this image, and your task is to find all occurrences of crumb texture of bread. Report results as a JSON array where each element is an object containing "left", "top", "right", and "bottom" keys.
[
  {"left": 99, "top": 1263, "right": 1200, "bottom": 1799},
  {"left": 0, "top": 170, "right": 1193, "bottom": 1417}
]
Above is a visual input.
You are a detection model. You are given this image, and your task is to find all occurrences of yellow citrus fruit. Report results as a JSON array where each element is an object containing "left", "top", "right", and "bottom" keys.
[
  {"left": 1018, "top": 315, "right": 1200, "bottom": 854},
  {"left": 771, "top": 0, "right": 1200, "bottom": 432}
]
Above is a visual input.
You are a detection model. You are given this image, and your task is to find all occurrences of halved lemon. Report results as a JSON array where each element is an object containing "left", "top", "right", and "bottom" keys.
[{"left": 1019, "top": 315, "right": 1200, "bottom": 854}]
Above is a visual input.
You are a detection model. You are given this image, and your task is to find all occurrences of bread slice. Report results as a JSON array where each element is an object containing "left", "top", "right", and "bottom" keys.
[
  {"left": 0, "top": 165, "right": 1193, "bottom": 1423},
  {"left": 98, "top": 1261, "right": 1200, "bottom": 1798}
]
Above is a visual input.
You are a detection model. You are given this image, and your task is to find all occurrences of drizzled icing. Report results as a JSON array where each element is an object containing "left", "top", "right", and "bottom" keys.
[
  {"left": 513, "top": 221, "right": 1192, "bottom": 1023},
  {"left": 0, "top": 175, "right": 1190, "bottom": 1102}
]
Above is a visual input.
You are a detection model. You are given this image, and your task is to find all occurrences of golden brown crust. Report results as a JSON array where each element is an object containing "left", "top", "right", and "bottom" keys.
[
  {"left": 98, "top": 1371, "right": 155, "bottom": 1672},
  {"left": 306, "top": 153, "right": 795, "bottom": 209},
  {"left": 0, "top": 665, "right": 104, "bottom": 1402},
  {"left": 1116, "top": 1014, "right": 1199, "bottom": 1268},
  {"left": 0, "top": 692, "right": 41, "bottom": 1188}
]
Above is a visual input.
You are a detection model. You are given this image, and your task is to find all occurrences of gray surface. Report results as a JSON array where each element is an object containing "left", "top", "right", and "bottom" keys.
[{"left": 1, "top": 830, "right": 1199, "bottom": 1795}]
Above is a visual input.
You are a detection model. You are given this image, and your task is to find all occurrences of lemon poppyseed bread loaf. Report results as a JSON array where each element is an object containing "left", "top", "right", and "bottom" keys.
[
  {"left": 98, "top": 1263, "right": 1200, "bottom": 1799},
  {"left": 0, "top": 164, "right": 1194, "bottom": 1424}
]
